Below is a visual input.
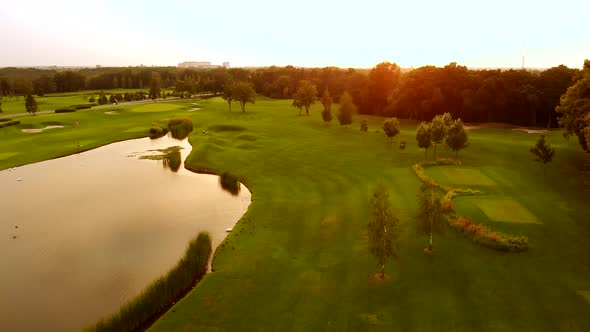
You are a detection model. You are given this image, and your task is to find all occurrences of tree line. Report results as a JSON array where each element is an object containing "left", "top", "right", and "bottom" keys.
[{"left": 0, "top": 61, "right": 582, "bottom": 128}]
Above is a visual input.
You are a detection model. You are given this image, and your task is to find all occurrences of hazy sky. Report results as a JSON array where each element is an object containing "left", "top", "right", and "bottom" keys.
[{"left": 1, "top": 0, "right": 588, "bottom": 69}]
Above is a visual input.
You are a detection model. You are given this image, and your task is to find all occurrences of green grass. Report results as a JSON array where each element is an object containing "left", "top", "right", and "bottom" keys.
[
  {"left": 428, "top": 166, "right": 497, "bottom": 186},
  {"left": 1, "top": 98, "right": 590, "bottom": 331},
  {"left": 474, "top": 198, "right": 542, "bottom": 224}
]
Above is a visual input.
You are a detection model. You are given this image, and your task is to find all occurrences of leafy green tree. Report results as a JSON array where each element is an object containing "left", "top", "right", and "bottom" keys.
[
  {"left": 222, "top": 81, "right": 235, "bottom": 112},
  {"left": 232, "top": 81, "right": 256, "bottom": 112},
  {"left": 337, "top": 91, "right": 356, "bottom": 125},
  {"left": 25, "top": 94, "right": 38, "bottom": 115},
  {"left": 382, "top": 117, "right": 400, "bottom": 143},
  {"left": 530, "top": 134, "right": 555, "bottom": 175},
  {"left": 430, "top": 114, "right": 446, "bottom": 159},
  {"left": 321, "top": 88, "right": 333, "bottom": 122},
  {"left": 98, "top": 91, "right": 108, "bottom": 105},
  {"left": 416, "top": 122, "right": 432, "bottom": 160},
  {"left": 292, "top": 98, "right": 304, "bottom": 115},
  {"left": 149, "top": 73, "right": 161, "bottom": 101},
  {"left": 445, "top": 119, "right": 469, "bottom": 158},
  {"left": 360, "top": 119, "right": 368, "bottom": 132},
  {"left": 556, "top": 60, "right": 590, "bottom": 151},
  {"left": 416, "top": 184, "right": 444, "bottom": 253},
  {"left": 369, "top": 185, "right": 398, "bottom": 278},
  {"left": 293, "top": 81, "right": 318, "bottom": 116}
]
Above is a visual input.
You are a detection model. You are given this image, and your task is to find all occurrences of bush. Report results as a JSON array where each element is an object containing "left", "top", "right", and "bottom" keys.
[
  {"left": 0, "top": 118, "right": 12, "bottom": 122},
  {"left": 168, "top": 117, "right": 193, "bottom": 139},
  {"left": 449, "top": 217, "right": 528, "bottom": 252},
  {"left": 399, "top": 140, "right": 406, "bottom": 150},
  {"left": 219, "top": 172, "right": 241, "bottom": 195},
  {"left": 85, "top": 232, "right": 212, "bottom": 332},
  {"left": 73, "top": 103, "right": 96, "bottom": 110},
  {"left": 0, "top": 120, "right": 20, "bottom": 128},
  {"left": 55, "top": 107, "right": 76, "bottom": 113},
  {"left": 148, "top": 125, "right": 169, "bottom": 139}
]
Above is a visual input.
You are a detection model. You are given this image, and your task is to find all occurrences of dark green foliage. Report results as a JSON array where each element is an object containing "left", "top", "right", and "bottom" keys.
[
  {"left": 399, "top": 140, "right": 406, "bottom": 150},
  {"left": 430, "top": 115, "right": 446, "bottom": 159},
  {"left": 84, "top": 232, "right": 211, "bottom": 332},
  {"left": 54, "top": 107, "right": 76, "bottom": 113},
  {"left": 88, "top": 96, "right": 96, "bottom": 103},
  {"left": 0, "top": 120, "right": 20, "bottom": 128},
  {"left": 556, "top": 60, "right": 590, "bottom": 151},
  {"left": 445, "top": 119, "right": 469, "bottom": 157},
  {"left": 73, "top": 103, "right": 96, "bottom": 110},
  {"left": 0, "top": 118, "right": 11, "bottom": 122},
  {"left": 140, "top": 146, "right": 182, "bottom": 172},
  {"left": 292, "top": 81, "right": 317, "bottom": 116},
  {"left": 25, "top": 94, "right": 38, "bottom": 115},
  {"left": 368, "top": 185, "right": 398, "bottom": 278},
  {"left": 360, "top": 120, "right": 368, "bottom": 132},
  {"left": 168, "top": 117, "right": 193, "bottom": 140},
  {"left": 337, "top": 91, "right": 355, "bottom": 125},
  {"left": 382, "top": 117, "right": 400, "bottom": 142},
  {"left": 97, "top": 92, "right": 108, "bottom": 105},
  {"left": 416, "top": 122, "right": 432, "bottom": 159},
  {"left": 219, "top": 172, "right": 241, "bottom": 195},
  {"left": 321, "top": 89, "right": 333, "bottom": 122},
  {"left": 530, "top": 134, "right": 555, "bottom": 174},
  {"left": 148, "top": 125, "right": 169, "bottom": 139}
]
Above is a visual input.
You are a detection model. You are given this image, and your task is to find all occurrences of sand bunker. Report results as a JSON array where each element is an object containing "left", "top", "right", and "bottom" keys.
[
  {"left": 187, "top": 108, "right": 201, "bottom": 112},
  {"left": 104, "top": 111, "right": 119, "bottom": 115},
  {"left": 22, "top": 125, "right": 64, "bottom": 133},
  {"left": 512, "top": 128, "right": 549, "bottom": 134}
]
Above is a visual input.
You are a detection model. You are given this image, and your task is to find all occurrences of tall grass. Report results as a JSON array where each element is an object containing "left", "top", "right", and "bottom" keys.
[
  {"left": 168, "top": 117, "right": 193, "bottom": 139},
  {"left": 85, "top": 232, "right": 211, "bottom": 332}
]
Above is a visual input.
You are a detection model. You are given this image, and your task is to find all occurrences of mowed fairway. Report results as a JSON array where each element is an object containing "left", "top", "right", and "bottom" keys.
[{"left": 1, "top": 98, "right": 590, "bottom": 331}]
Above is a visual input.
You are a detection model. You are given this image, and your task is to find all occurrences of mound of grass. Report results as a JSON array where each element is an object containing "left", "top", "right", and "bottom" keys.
[
  {"left": 236, "top": 134, "right": 257, "bottom": 141},
  {"left": 85, "top": 232, "right": 211, "bottom": 332},
  {"left": 0, "top": 120, "right": 20, "bottom": 128},
  {"left": 168, "top": 117, "right": 193, "bottom": 139},
  {"left": 41, "top": 121, "right": 63, "bottom": 126},
  {"left": 208, "top": 124, "right": 246, "bottom": 132}
]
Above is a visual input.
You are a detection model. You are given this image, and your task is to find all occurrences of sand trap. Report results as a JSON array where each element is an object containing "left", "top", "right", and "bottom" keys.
[
  {"left": 104, "top": 111, "right": 119, "bottom": 115},
  {"left": 187, "top": 108, "right": 201, "bottom": 112},
  {"left": 22, "top": 125, "right": 64, "bottom": 133},
  {"left": 475, "top": 198, "right": 541, "bottom": 224},
  {"left": 512, "top": 128, "right": 549, "bottom": 134}
]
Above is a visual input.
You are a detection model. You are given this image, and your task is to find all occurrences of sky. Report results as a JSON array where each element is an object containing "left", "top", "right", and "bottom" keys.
[{"left": 0, "top": 0, "right": 588, "bottom": 69}]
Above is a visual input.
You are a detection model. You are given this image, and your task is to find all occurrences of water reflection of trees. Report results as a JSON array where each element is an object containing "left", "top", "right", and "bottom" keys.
[{"left": 162, "top": 150, "right": 182, "bottom": 172}]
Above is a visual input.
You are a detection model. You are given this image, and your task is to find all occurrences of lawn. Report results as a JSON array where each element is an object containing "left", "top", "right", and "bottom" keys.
[{"left": 1, "top": 97, "right": 590, "bottom": 331}]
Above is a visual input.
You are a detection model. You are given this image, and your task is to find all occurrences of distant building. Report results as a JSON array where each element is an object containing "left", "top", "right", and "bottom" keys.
[{"left": 178, "top": 61, "right": 230, "bottom": 69}]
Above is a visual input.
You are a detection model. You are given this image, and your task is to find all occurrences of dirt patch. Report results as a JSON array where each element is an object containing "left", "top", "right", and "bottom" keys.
[{"left": 21, "top": 125, "right": 64, "bottom": 133}]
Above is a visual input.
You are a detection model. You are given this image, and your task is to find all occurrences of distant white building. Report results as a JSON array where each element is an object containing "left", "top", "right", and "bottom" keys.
[{"left": 178, "top": 61, "right": 230, "bottom": 69}]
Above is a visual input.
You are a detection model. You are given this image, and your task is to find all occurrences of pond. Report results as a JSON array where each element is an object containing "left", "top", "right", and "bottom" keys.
[{"left": 0, "top": 135, "right": 251, "bottom": 332}]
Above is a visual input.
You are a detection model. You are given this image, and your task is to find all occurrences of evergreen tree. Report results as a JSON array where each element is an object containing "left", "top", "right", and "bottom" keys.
[
  {"left": 25, "top": 94, "right": 38, "bottom": 115},
  {"left": 337, "top": 91, "right": 356, "bottom": 125},
  {"left": 321, "top": 88, "right": 333, "bottom": 122},
  {"left": 530, "top": 134, "right": 555, "bottom": 175}
]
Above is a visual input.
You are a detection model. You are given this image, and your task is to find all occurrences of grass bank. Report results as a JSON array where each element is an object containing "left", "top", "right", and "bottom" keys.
[{"left": 85, "top": 232, "right": 211, "bottom": 332}]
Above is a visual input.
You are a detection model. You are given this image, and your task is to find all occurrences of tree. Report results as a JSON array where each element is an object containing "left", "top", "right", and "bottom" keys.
[
  {"left": 556, "top": 60, "right": 590, "bottom": 151},
  {"left": 368, "top": 185, "right": 398, "bottom": 279},
  {"left": 445, "top": 119, "right": 469, "bottom": 158},
  {"left": 416, "top": 122, "right": 432, "bottom": 160},
  {"left": 293, "top": 81, "right": 318, "bottom": 116},
  {"left": 360, "top": 120, "right": 368, "bottom": 132},
  {"left": 149, "top": 73, "right": 161, "bottom": 101},
  {"left": 430, "top": 114, "right": 446, "bottom": 159},
  {"left": 416, "top": 184, "right": 444, "bottom": 253},
  {"left": 338, "top": 91, "right": 356, "bottom": 125},
  {"left": 98, "top": 91, "right": 108, "bottom": 105},
  {"left": 25, "top": 94, "right": 38, "bottom": 115},
  {"left": 0, "top": 97, "right": 3, "bottom": 113},
  {"left": 530, "top": 134, "right": 555, "bottom": 175},
  {"left": 321, "top": 88, "right": 333, "bottom": 122},
  {"left": 222, "top": 81, "right": 235, "bottom": 112},
  {"left": 382, "top": 117, "right": 400, "bottom": 143},
  {"left": 368, "top": 61, "right": 401, "bottom": 115},
  {"left": 232, "top": 81, "right": 256, "bottom": 112}
]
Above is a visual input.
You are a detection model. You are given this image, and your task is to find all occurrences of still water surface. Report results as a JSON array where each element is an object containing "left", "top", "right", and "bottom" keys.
[{"left": 0, "top": 135, "right": 250, "bottom": 332}]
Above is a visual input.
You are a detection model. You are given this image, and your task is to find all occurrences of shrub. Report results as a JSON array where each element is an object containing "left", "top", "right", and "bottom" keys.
[
  {"left": 148, "top": 125, "right": 168, "bottom": 139},
  {"left": 168, "top": 117, "right": 193, "bottom": 139},
  {"left": 85, "top": 232, "right": 212, "bottom": 332},
  {"left": 0, "top": 120, "right": 20, "bottom": 128},
  {"left": 449, "top": 217, "right": 528, "bottom": 252},
  {"left": 0, "top": 118, "right": 12, "bottom": 122},
  {"left": 73, "top": 103, "right": 96, "bottom": 110},
  {"left": 219, "top": 172, "right": 241, "bottom": 195},
  {"left": 55, "top": 107, "right": 76, "bottom": 113}
]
